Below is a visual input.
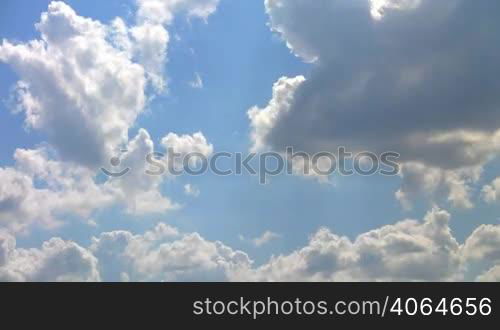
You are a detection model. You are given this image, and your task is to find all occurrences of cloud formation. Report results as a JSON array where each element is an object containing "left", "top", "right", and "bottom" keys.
[
  {"left": 0, "top": 129, "right": 213, "bottom": 233},
  {"left": 90, "top": 223, "right": 251, "bottom": 281},
  {"left": 250, "top": 0, "right": 500, "bottom": 207},
  {"left": 0, "top": 2, "right": 218, "bottom": 233},
  {"left": 238, "top": 208, "right": 500, "bottom": 282},
  {"left": 0, "top": 231, "right": 100, "bottom": 282},
  {"left": 132, "top": 0, "right": 219, "bottom": 90},
  {"left": 0, "top": 1, "right": 220, "bottom": 168},
  {"left": 2, "top": 209, "right": 500, "bottom": 282},
  {"left": 0, "top": 2, "right": 147, "bottom": 167},
  {"left": 0, "top": 147, "right": 115, "bottom": 233}
]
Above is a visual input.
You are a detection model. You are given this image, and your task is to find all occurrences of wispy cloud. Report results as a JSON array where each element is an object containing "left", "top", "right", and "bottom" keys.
[{"left": 240, "top": 231, "right": 281, "bottom": 247}]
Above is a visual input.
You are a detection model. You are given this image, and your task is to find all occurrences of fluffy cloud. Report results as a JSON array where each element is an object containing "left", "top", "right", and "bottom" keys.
[
  {"left": 161, "top": 131, "right": 214, "bottom": 156},
  {"left": 0, "top": 2, "right": 218, "bottom": 232},
  {"left": 0, "top": 1, "right": 220, "bottom": 168},
  {"left": 0, "top": 222, "right": 252, "bottom": 283},
  {"left": 107, "top": 129, "right": 178, "bottom": 215},
  {"left": 131, "top": 0, "right": 220, "bottom": 90},
  {"left": 0, "top": 231, "right": 100, "bottom": 282},
  {"left": 161, "top": 131, "right": 214, "bottom": 172},
  {"left": 0, "top": 148, "right": 114, "bottom": 233},
  {"left": 0, "top": 129, "right": 214, "bottom": 233},
  {"left": 250, "top": 0, "right": 500, "bottom": 207},
  {"left": 248, "top": 76, "right": 306, "bottom": 153},
  {"left": 136, "top": 0, "right": 220, "bottom": 25},
  {"left": 105, "top": 130, "right": 213, "bottom": 215},
  {"left": 90, "top": 223, "right": 252, "bottom": 282},
  {"left": 2, "top": 209, "right": 500, "bottom": 282},
  {"left": 396, "top": 162, "right": 482, "bottom": 210},
  {"left": 462, "top": 225, "right": 500, "bottom": 265},
  {"left": 0, "top": 2, "right": 147, "bottom": 167},
  {"left": 240, "top": 208, "right": 463, "bottom": 281}
]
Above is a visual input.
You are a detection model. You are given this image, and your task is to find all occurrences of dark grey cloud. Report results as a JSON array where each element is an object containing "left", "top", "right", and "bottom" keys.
[{"left": 256, "top": 0, "right": 500, "bottom": 169}]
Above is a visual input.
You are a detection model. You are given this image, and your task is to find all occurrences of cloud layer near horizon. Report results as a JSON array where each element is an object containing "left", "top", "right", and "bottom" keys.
[{"left": 1, "top": 208, "right": 500, "bottom": 282}]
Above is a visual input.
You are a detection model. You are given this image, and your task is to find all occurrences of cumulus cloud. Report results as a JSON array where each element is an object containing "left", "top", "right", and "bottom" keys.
[
  {"left": 161, "top": 131, "right": 214, "bottom": 172},
  {"left": 161, "top": 131, "right": 214, "bottom": 156},
  {"left": 131, "top": 0, "right": 219, "bottom": 90},
  {"left": 0, "top": 147, "right": 114, "bottom": 233},
  {"left": 2, "top": 210, "right": 500, "bottom": 282},
  {"left": 0, "top": 129, "right": 214, "bottom": 233},
  {"left": 0, "top": 2, "right": 219, "bottom": 232},
  {"left": 0, "top": 1, "right": 220, "bottom": 168},
  {"left": 396, "top": 162, "right": 482, "bottom": 210},
  {"left": 248, "top": 76, "right": 306, "bottom": 153},
  {"left": 136, "top": 0, "right": 220, "bottom": 25},
  {"left": 0, "top": 2, "right": 147, "bottom": 168},
  {"left": 250, "top": 0, "right": 500, "bottom": 207},
  {"left": 106, "top": 129, "right": 179, "bottom": 215},
  {"left": 0, "top": 231, "right": 100, "bottom": 282},
  {"left": 239, "top": 208, "right": 463, "bottom": 281},
  {"left": 90, "top": 223, "right": 252, "bottom": 282},
  {"left": 1, "top": 222, "right": 251, "bottom": 283},
  {"left": 462, "top": 225, "right": 500, "bottom": 265}
]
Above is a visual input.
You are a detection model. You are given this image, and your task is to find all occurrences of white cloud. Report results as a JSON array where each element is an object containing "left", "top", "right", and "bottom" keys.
[
  {"left": 90, "top": 223, "right": 252, "bottom": 282},
  {"left": 0, "top": 231, "right": 100, "bottom": 282},
  {"left": 236, "top": 208, "right": 470, "bottom": 282},
  {"left": 0, "top": 2, "right": 219, "bottom": 232},
  {"left": 0, "top": 2, "right": 147, "bottom": 168},
  {"left": 161, "top": 131, "right": 214, "bottom": 172},
  {"left": 136, "top": 0, "right": 220, "bottom": 26},
  {"left": 482, "top": 177, "right": 500, "bottom": 204},
  {"left": 242, "top": 231, "right": 281, "bottom": 247},
  {"left": 184, "top": 184, "right": 200, "bottom": 197},
  {"left": 2, "top": 209, "right": 500, "bottom": 281},
  {"left": 0, "top": 147, "right": 114, "bottom": 233},
  {"left": 107, "top": 129, "right": 178, "bottom": 215},
  {"left": 0, "top": 1, "right": 221, "bottom": 167},
  {"left": 248, "top": 76, "right": 305, "bottom": 153},
  {"left": 462, "top": 225, "right": 500, "bottom": 265},
  {"left": 0, "top": 128, "right": 214, "bottom": 233},
  {"left": 131, "top": 0, "right": 220, "bottom": 91},
  {"left": 162, "top": 131, "right": 214, "bottom": 156},
  {"left": 130, "top": 22, "right": 170, "bottom": 91}
]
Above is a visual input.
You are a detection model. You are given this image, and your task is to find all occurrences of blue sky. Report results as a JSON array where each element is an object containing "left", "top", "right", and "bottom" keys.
[{"left": 1, "top": 0, "right": 500, "bottom": 281}]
